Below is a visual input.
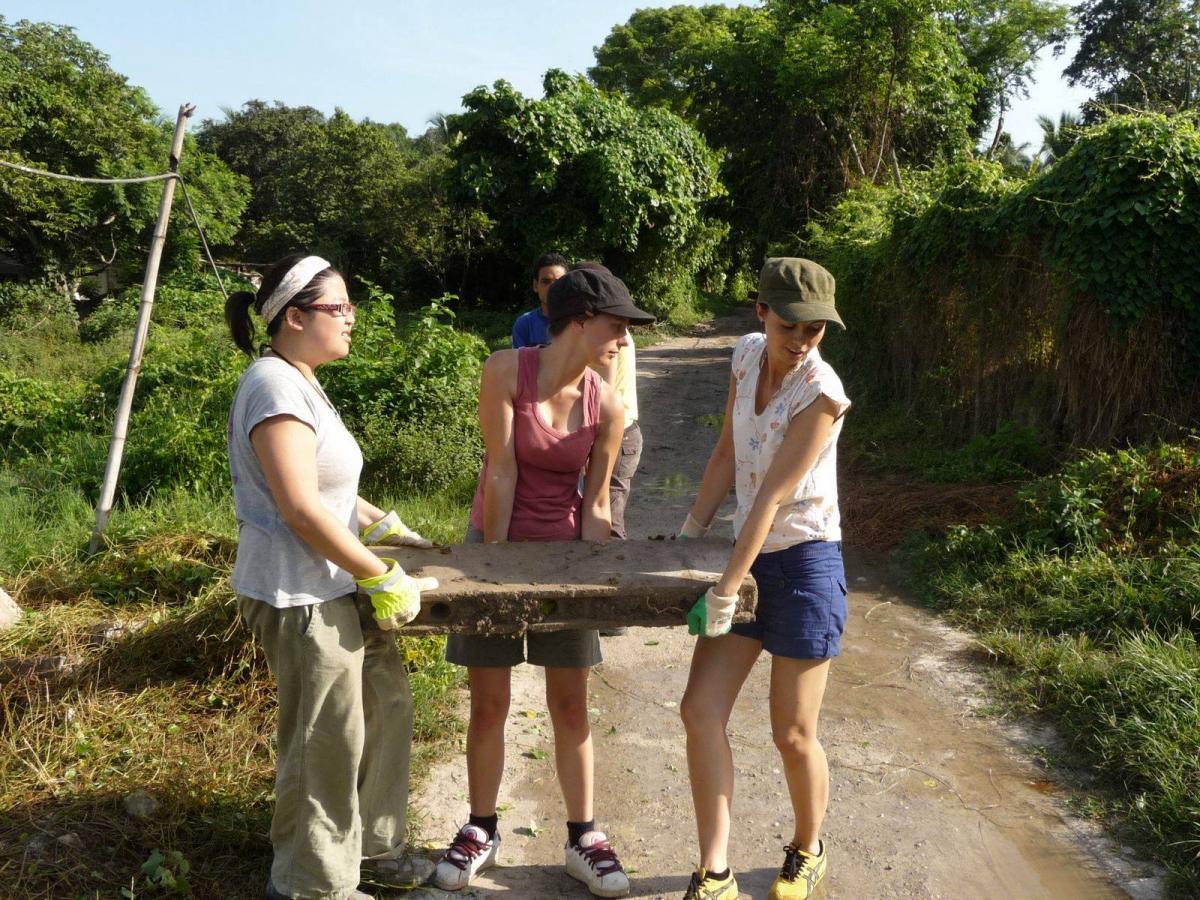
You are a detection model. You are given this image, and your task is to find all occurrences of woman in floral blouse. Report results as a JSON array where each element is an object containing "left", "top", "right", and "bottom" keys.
[{"left": 676, "top": 258, "right": 851, "bottom": 900}]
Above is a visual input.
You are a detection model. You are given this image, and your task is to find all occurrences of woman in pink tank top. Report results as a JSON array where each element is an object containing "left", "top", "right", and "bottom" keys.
[
  {"left": 436, "top": 268, "right": 655, "bottom": 896},
  {"left": 466, "top": 344, "right": 603, "bottom": 540}
]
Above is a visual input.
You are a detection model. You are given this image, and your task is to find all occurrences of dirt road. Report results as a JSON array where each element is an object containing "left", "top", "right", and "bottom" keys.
[{"left": 408, "top": 315, "right": 1160, "bottom": 899}]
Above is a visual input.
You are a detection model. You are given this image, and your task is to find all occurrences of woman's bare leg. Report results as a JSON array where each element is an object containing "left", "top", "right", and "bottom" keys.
[
  {"left": 768, "top": 657, "right": 832, "bottom": 854},
  {"left": 545, "top": 665, "right": 593, "bottom": 822},
  {"left": 679, "top": 634, "right": 762, "bottom": 872},
  {"left": 466, "top": 666, "right": 512, "bottom": 816}
]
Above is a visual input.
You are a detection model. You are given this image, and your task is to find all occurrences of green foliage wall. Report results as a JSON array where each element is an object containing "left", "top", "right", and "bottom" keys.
[
  {"left": 197, "top": 102, "right": 491, "bottom": 304},
  {"left": 808, "top": 114, "right": 1200, "bottom": 445}
]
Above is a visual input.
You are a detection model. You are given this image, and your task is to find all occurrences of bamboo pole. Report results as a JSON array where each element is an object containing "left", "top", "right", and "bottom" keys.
[{"left": 89, "top": 103, "right": 195, "bottom": 554}]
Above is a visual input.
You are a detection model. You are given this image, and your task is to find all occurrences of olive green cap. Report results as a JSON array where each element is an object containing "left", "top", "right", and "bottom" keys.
[{"left": 752, "top": 257, "right": 844, "bottom": 329}]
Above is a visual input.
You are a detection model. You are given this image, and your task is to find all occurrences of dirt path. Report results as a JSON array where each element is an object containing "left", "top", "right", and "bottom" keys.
[{"left": 408, "top": 315, "right": 1160, "bottom": 899}]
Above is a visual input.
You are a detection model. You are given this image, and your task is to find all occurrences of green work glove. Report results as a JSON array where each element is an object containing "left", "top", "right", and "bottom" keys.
[
  {"left": 356, "top": 559, "right": 439, "bottom": 631},
  {"left": 361, "top": 510, "right": 435, "bottom": 549},
  {"left": 686, "top": 587, "right": 737, "bottom": 638},
  {"left": 677, "top": 512, "right": 709, "bottom": 540}
]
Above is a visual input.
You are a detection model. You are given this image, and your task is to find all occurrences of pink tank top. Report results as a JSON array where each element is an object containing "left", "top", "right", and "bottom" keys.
[{"left": 470, "top": 348, "right": 602, "bottom": 541}]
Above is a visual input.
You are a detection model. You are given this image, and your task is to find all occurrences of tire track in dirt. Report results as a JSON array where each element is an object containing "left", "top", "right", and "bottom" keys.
[{"left": 408, "top": 314, "right": 1161, "bottom": 899}]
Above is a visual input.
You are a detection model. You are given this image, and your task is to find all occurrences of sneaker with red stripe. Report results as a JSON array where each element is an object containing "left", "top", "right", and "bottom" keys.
[
  {"left": 565, "top": 830, "right": 630, "bottom": 898},
  {"left": 431, "top": 824, "right": 499, "bottom": 891}
]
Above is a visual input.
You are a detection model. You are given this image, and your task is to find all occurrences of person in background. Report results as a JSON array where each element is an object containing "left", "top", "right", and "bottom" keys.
[
  {"left": 512, "top": 252, "right": 569, "bottom": 348},
  {"left": 433, "top": 267, "right": 655, "bottom": 898},
  {"left": 225, "top": 252, "right": 439, "bottom": 900},
  {"left": 573, "top": 262, "right": 644, "bottom": 637},
  {"left": 676, "top": 259, "right": 851, "bottom": 900}
]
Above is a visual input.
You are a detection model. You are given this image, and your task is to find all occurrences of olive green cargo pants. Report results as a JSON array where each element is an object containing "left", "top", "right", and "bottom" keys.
[{"left": 239, "top": 593, "right": 413, "bottom": 900}]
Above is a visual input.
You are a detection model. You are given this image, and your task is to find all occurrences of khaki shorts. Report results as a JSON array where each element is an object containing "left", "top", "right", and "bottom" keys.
[{"left": 444, "top": 525, "right": 602, "bottom": 668}]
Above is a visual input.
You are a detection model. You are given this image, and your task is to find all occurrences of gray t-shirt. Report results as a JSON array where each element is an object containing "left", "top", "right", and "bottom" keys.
[{"left": 227, "top": 357, "right": 362, "bottom": 607}]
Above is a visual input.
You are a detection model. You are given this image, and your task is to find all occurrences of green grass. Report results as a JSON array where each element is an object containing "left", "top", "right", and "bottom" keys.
[
  {"left": 0, "top": 472, "right": 469, "bottom": 899},
  {"left": 902, "top": 440, "right": 1200, "bottom": 894}
]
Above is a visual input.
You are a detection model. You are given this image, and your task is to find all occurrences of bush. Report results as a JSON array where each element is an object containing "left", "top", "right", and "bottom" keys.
[
  {"left": 0, "top": 279, "right": 78, "bottom": 330},
  {"left": 904, "top": 439, "right": 1200, "bottom": 890},
  {"left": 450, "top": 70, "right": 727, "bottom": 322},
  {"left": 3, "top": 279, "right": 489, "bottom": 502},
  {"left": 0, "top": 373, "right": 106, "bottom": 450}
]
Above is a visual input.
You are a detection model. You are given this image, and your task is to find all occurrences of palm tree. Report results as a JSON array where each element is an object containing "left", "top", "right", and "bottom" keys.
[
  {"left": 1036, "top": 111, "right": 1083, "bottom": 166},
  {"left": 423, "top": 113, "right": 454, "bottom": 148},
  {"left": 994, "top": 132, "right": 1035, "bottom": 175}
]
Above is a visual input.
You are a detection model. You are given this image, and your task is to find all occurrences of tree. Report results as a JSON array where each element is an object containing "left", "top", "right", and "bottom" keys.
[
  {"left": 0, "top": 17, "right": 247, "bottom": 287},
  {"left": 591, "top": 2, "right": 988, "bottom": 261},
  {"left": 200, "top": 101, "right": 495, "bottom": 299},
  {"left": 992, "top": 131, "right": 1035, "bottom": 172},
  {"left": 1035, "top": 110, "right": 1083, "bottom": 164},
  {"left": 449, "top": 70, "right": 726, "bottom": 317},
  {"left": 951, "top": 0, "right": 1070, "bottom": 149},
  {"left": 197, "top": 101, "right": 332, "bottom": 260},
  {"left": 200, "top": 103, "right": 421, "bottom": 282},
  {"left": 1065, "top": 0, "right": 1200, "bottom": 117}
]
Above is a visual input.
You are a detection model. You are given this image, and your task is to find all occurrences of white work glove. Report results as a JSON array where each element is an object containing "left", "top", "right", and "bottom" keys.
[
  {"left": 677, "top": 512, "right": 710, "bottom": 540},
  {"left": 361, "top": 510, "right": 436, "bottom": 549},
  {"left": 355, "top": 559, "right": 439, "bottom": 630},
  {"left": 686, "top": 587, "right": 738, "bottom": 638}
]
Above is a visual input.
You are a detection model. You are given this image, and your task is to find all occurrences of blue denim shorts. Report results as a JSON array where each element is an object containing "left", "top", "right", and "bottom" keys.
[{"left": 731, "top": 540, "right": 848, "bottom": 659}]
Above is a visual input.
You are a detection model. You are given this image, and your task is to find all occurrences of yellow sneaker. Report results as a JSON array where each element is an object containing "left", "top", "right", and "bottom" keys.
[
  {"left": 682, "top": 867, "right": 739, "bottom": 899},
  {"left": 768, "top": 841, "right": 826, "bottom": 899}
]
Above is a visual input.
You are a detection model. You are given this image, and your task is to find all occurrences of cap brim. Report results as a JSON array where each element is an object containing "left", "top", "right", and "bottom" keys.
[
  {"left": 765, "top": 297, "right": 844, "bottom": 329},
  {"left": 602, "top": 300, "right": 656, "bottom": 326}
]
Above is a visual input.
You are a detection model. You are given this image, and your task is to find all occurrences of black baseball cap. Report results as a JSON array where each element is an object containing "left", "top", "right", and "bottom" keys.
[{"left": 547, "top": 268, "right": 656, "bottom": 326}]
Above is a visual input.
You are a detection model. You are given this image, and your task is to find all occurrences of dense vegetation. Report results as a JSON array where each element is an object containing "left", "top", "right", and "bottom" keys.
[
  {"left": 1, "top": 0, "right": 1199, "bottom": 895},
  {"left": 808, "top": 113, "right": 1200, "bottom": 446}
]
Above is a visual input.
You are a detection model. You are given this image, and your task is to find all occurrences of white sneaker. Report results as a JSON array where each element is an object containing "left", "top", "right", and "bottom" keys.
[
  {"left": 565, "top": 830, "right": 630, "bottom": 898},
  {"left": 432, "top": 824, "right": 500, "bottom": 891}
]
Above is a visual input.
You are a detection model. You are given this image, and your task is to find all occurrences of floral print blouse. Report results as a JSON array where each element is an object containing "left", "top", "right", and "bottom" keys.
[{"left": 730, "top": 333, "right": 851, "bottom": 552}]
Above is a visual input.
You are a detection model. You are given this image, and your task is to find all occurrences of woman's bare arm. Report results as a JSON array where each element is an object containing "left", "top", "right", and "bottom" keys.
[
  {"left": 713, "top": 395, "right": 839, "bottom": 596},
  {"left": 478, "top": 351, "right": 519, "bottom": 543},
  {"left": 580, "top": 381, "right": 624, "bottom": 541}
]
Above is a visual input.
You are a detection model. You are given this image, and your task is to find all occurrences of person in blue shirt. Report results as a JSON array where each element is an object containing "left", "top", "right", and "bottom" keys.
[{"left": 511, "top": 252, "right": 569, "bottom": 348}]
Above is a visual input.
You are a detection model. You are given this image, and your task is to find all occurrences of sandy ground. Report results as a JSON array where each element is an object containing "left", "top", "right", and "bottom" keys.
[{"left": 405, "top": 314, "right": 1163, "bottom": 899}]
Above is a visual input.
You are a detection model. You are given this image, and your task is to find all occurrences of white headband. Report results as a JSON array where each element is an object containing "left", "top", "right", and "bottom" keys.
[{"left": 259, "top": 255, "right": 332, "bottom": 324}]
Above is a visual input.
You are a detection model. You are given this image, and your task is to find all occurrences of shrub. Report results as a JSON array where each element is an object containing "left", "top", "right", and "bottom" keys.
[
  {"left": 904, "top": 439, "right": 1200, "bottom": 889},
  {"left": 4, "top": 279, "right": 489, "bottom": 502},
  {"left": 0, "top": 279, "right": 78, "bottom": 330}
]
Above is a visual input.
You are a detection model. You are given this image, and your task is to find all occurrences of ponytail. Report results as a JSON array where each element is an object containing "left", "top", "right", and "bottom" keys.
[{"left": 225, "top": 290, "right": 258, "bottom": 358}]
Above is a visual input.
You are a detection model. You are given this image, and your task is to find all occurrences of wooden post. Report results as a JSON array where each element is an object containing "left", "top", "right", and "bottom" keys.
[{"left": 89, "top": 103, "right": 195, "bottom": 554}]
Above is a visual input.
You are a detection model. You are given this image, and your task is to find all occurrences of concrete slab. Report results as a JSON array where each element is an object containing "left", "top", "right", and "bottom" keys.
[{"left": 373, "top": 538, "right": 756, "bottom": 635}]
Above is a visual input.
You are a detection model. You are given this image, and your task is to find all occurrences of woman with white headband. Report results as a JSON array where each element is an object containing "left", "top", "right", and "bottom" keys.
[{"left": 225, "top": 252, "right": 438, "bottom": 900}]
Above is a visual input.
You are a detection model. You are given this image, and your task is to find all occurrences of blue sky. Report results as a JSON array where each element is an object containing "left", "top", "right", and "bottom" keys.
[{"left": 9, "top": 1, "right": 1089, "bottom": 154}]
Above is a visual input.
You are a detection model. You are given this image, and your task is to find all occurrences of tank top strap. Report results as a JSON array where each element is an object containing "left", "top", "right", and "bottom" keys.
[
  {"left": 515, "top": 347, "right": 539, "bottom": 404},
  {"left": 582, "top": 366, "right": 602, "bottom": 427}
]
